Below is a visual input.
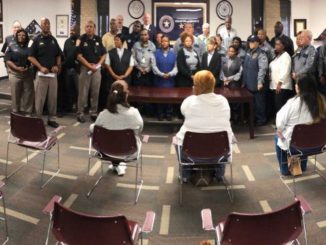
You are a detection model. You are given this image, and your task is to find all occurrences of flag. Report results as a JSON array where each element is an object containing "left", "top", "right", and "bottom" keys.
[{"left": 25, "top": 19, "right": 42, "bottom": 36}]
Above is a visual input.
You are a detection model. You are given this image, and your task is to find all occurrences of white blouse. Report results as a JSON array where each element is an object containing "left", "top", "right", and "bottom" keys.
[
  {"left": 176, "top": 93, "right": 234, "bottom": 153},
  {"left": 269, "top": 51, "right": 292, "bottom": 90},
  {"left": 276, "top": 96, "right": 313, "bottom": 150}
]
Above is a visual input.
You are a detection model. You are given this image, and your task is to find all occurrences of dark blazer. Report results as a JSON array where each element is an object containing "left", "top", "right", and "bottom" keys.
[
  {"left": 201, "top": 51, "right": 222, "bottom": 86},
  {"left": 176, "top": 48, "right": 200, "bottom": 87},
  {"left": 143, "top": 24, "right": 157, "bottom": 43}
]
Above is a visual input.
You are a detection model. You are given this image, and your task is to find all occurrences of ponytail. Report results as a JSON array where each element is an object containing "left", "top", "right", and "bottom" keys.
[{"left": 107, "top": 81, "right": 130, "bottom": 113}]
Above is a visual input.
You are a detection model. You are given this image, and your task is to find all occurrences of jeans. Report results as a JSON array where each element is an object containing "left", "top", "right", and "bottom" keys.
[{"left": 274, "top": 135, "right": 308, "bottom": 175}]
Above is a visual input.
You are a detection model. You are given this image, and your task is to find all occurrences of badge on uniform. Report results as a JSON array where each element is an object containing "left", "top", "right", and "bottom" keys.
[
  {"left": 141, "top": 57, "right": 146, "bottom": 64},
  {"left": 84, "top": 43, "right": 88, "bottom": 47},
  {"left": 96, "top": 42, "right": 99, "bottom": 46},
  {"left": 252, "top": 53, "right": 257, "bottom": 59},
  {"left": 39, "top": 42, "right": 44, "bottom": 46}
]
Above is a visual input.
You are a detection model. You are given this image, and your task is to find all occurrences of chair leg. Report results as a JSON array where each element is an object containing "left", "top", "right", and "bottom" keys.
[
  {"left": 1, "top": 195, "right": 9, "bottom": 244},
  {"left": 5, "top": 143, "right": 10, "bottom": 179},
  {"left": 40, "top": 151, "right": 61, "bottom": 189},
  {"left": 302, "top": 215, "right": 308, "bottom": 245},
  {"left": 57, "top": 142, "right": 60, "bottom": 170},
  {"left": 87, "top": 162, "right": 104, "bottom": 198},
  {"left": 179, "top": 165, "right": 183, "bottom": 206},
  {"left": 5, "top": 143, "right": 27, "bottom": 179},
  {"left": 45, "top": 215, "right": 52, "bottom": 245},
  {"left": 25, "top": 148, "right": 29, "bottom": 164},
  {"left": 229, "top": 163, "right": 234, "bottom": 202},
  {"left": 134, "top": 156, "right": 143, "bottom": 204}
]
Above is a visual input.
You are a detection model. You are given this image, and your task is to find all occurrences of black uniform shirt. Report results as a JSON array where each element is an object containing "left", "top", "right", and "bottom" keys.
[
  {"left": 5, "top": 42, "right": 31, "bottom": 67},
  {"left": 63, "top": 36, "right": 79, "bottom": 69},
  {"left": 77, "top": 34, "right": 106, "bottom": 64},
  {"left": 29, "top": 34, "right": 62, "bottom": 69}
]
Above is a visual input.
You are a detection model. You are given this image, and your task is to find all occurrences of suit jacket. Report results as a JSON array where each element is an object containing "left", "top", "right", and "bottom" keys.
[
  {"left": 176, "top": 48, "right": 201, "bottom": 87},
  {"left": 201, "top": 51, "right": 222, "bottom": 86}
]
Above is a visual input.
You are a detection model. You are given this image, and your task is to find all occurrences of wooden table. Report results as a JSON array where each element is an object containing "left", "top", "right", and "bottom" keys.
[{"left": 128, "top": 86, "right": 254, "bottom": 139}]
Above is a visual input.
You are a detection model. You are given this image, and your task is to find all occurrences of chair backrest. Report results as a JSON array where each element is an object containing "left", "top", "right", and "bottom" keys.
[
  {"left": 291, "top": 120, "right": 326, "bottom": 149},
  {"left": 92, "top": 126, "right": 138, "bottom": 156},
  {"left": 10, "top": 112, "right": 47, "bottom": 142},
  {"left": 221, "top": 200, "right": 303, "bottom": 245},
  {"left": 52, "top": 202, "right": 134, "bottom": 245},
  {"left": 182, "top": 131, "right": 230, "bottom": 160}
]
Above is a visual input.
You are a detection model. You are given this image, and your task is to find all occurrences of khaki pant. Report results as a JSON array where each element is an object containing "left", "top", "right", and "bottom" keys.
[
  {"left": 9, "top": 71, "right": 34, "bottom": 114},
  {"left": 34, "top": 74, "right": 57, "bottom": 121},
  {"left": 77, "top": 66, "right": 101, "bottom": 116}
]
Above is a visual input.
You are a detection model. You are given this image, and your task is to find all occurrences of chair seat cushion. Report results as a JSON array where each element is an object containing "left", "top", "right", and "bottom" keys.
[{"left": 17, "top": 136, "right": 57, "bottom": 150}]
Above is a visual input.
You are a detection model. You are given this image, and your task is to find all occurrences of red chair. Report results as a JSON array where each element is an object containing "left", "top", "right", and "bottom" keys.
[
  {"left": 201, "top": 195, "right": 312, "bottom": 245},
  {"left": 286, "top": 120, "right": 326, "bottom": 195},
  {"left": 87, "top": 126, "right": 149, "bottom": 203},
  {"left": 173, "top": 131, "right": 232, "bottom": 205},
  {"left": 0, "top": 181, "right": 9, "bottom": 244},
  {"left": 6, "top": 113, "right": 63, "bottom": 188},
  {"left": 43, "top": 195, "right": 155, "bottom": 245}
]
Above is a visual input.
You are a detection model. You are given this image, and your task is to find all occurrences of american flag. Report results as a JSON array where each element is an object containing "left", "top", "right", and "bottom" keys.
[{"left": 25, "top": 19, "right": 42, "bottom": 36}]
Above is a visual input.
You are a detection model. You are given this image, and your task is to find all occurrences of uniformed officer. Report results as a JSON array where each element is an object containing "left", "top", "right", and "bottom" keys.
[
  {"left": 5, "top": 29, "right": 34, "bottom": 114},
  {"left": 1, "top": 20, "right": 22, "bottom": 53},
  {"left": 28, "top": 17, "right": 62, "bottom": 128},
  {"left": 174, "top": 22, "right": 205, "bottom": 60},
  {"left": 292, "top": 29, "right": 317, "bottom": 80},
  {"left": 257, "top": 28, "right": 275, "bottom": 62},
  {"left": 61, "top": 24, "right": 80, "bottom": 114},
  {"left": 243, "top": 35, "right": 269, "bottom": 126},
  {"left": 132, "top": 28, "right": 156, "bottom": 86},
  {"left": 76, "top": 20, "right": 106, "bottom": 123}
]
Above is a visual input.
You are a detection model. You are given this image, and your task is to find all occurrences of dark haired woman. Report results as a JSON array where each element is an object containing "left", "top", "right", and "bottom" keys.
[
  {"left": 90, "top": 80, "right": 143, "bottom": 176},
  {"left": 5, "top": 29, "right": 34, "bottom": 114},
  {"left": 275, "top": 74, "right": 326, "bottom": 176},
  {"left": 152, "top": 35, "right": 177, "bottom": 120},
  {"left": 105, "top": 34, "right": 134, "bottom": 85},
  {"left": 176, "top": 32, "right": 200, "bottom": 87},
  {"left": 232, "top": 36, "right": 246, "bottom": 63},
  {"left": 269, "top": 37, "right": 293, "bottom": 113}
]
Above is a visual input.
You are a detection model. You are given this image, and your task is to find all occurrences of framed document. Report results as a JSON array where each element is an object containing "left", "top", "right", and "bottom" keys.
[
  {"left": 294, "top": 19, "right": 307, "bottom": 37},
  {"left": 56, "top": 15, "right": 69, "bottom": 37},
  {"left": 153, "top": 1, "right": 208, "bottom": 41}
]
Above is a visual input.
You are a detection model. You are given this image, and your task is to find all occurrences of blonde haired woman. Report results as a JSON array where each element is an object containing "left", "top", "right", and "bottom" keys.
[{"left": 176, "top": 70, "right": 234, "bottom": 181}]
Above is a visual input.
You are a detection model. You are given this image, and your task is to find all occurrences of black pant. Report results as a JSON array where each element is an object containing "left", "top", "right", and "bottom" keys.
[
  {"left": 273, "top": 89, "right": 293, "bottom": 113},
  {"left": 250, "top": 89, "right": 266, "bottom": 124}
]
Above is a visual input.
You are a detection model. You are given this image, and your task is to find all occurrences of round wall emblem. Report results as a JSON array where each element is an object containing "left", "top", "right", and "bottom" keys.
[
  {"left": 128, "top": 0, "right": 145, "bottom": 19},
  {"left": 216, "top": 0, "right": 233, "bottom": 20},
  {"left": 159, "top": 15, "right": 175, "bottom": 33}
]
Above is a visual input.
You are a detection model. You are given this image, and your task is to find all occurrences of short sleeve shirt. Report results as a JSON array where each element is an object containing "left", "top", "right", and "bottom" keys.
[
  {"left": 5, "top": 42, "right": 31, "bottom": 67},
  {"left": 29, "top": 34, "right": 62, "bottom": 69},
  {"left": 77, "top": 34, "right": 106, "bottom": 64}
]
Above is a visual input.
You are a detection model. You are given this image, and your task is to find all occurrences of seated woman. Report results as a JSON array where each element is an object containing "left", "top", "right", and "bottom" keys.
[
  {"left": 176, "top": 70, "right": 234, "bottom": 181},
  {"left": 176, "top": 32, "right": 201, "bottom": 87},
  {"left": 152, "top": 35, "right": 177, "bottom": 121},
  {"left": 201, "top": 37, "right": 222, "bottom": 87},
  {"left": 275, "top": 74, "right": 326, "bottom": 176},
  {"left": 90, "top": 80, "right": 144, "bottom": 176}
]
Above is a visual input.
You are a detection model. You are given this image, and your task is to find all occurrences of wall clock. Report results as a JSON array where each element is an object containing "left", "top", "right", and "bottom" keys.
[
  {"left": 216, "top": 0, "right": 233, "bottom": 20},
  {"left": 128, "top": 0, "right": 145, "bottom": 19}
]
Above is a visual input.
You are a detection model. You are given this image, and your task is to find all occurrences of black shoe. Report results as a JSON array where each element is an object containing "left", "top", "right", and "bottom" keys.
[
  {"left": 90, "top": 115, "right": 97, "bottom": 122},
  {"left": 47, "top": 121, "right": 59, "bottom": 128},
  {"left": 166, "top": 115, "right": 172, "bottom": 121},
  {"left": 77, "top": 115, "right": 86, "bottom": 123}
]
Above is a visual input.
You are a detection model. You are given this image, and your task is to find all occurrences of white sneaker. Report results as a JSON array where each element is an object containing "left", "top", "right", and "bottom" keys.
[
  {"left": 116, "top": 162, "right": 127, "bottom": 176},
  {"left": 108, "top": 164, "right": 116, "bottom": 171}
]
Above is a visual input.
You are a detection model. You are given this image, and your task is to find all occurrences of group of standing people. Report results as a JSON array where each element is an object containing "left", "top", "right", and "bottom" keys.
[{"left": 2, "top": 14, "right": 326, "bottom": 127}]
